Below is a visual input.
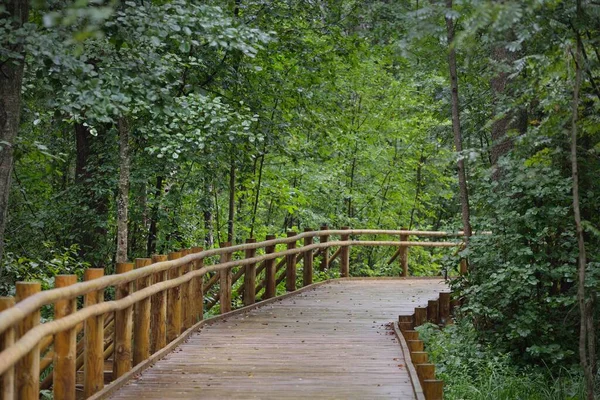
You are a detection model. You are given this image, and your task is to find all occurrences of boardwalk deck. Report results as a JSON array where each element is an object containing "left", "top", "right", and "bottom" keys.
[{"left": 109, "top": 278, "right": 447, "bottom": 399}]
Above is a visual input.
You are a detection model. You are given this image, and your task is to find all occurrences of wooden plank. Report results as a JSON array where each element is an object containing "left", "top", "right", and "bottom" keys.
[
  {"left": 54, "top": 275, "right": 78, "bottom": 400},
  {"left": 109, "top": 279, "right": 447, "bottom": 400}
]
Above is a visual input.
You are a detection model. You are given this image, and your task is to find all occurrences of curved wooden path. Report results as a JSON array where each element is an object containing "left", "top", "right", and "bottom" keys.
[{"left": 107, "top": 279, "right": 447, "bottom": 399}]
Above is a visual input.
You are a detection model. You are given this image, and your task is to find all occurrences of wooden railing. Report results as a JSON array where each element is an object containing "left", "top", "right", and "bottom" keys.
[{"left": 0, "top": 228, "right": 463, "bottom": 400}]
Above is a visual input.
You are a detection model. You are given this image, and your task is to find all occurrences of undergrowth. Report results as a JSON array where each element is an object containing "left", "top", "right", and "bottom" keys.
[{"left": 416, "top": 321, "right": 598, "bottom": 400}]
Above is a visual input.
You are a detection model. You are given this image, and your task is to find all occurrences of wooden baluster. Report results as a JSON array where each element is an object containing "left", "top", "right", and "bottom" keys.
[
  {"left": 264, "top": 235, "right": 276, "bottom": 299},
  {"left": 191, "top": 247, "right": 204, "bottom": 322},
  {"left": 414, "top": 306, "right": 427, "bottom": 327},
  {"left": 15, "top": 282, "right": 41, "bottom": 400},
  {"left": 219, "top": 242, "right": 233, "bottom": 314},
  {"left": 340, "top": 226, "right": 350, "bottom": 277},
  {"left": 150, "top": 255, "right": 168, "bottom": 353},
  {"left": 180, "top": 249, "right": 192, "bottom": 332},
  {"left": 438, "top": 292, "right": 451, "bottom": 326},
  {"left": 113, "top": 263, "right": 134, "bottom": 379},
  {"left": 303, "top": 228, "right": 314, "bottom": 286},
  {"left": 428, "top": 299, "right": 439, "bottom": 325},
  {"left": 0, "top": 296, "right": 16, "bottom": 400},
  {"left": 166, "top": 252, "right": 182, "bottom": 343},
  {"left": 243, "top": 238, "right": 257, "bottom": 306},
  {"left": 53, "top": 275, "right": 78, "bottom": 400},
  {"left": 286, "top": 231, "right": 297, "bottom": 292},
  {"left": 83, "top": 269, "right": 104, "bottom": 398},
  {"left": 319, "top": 225, "right": 329, "bottom": 271},
  {"left": 416, "top": 363, "right": 436, "bottom": 386},
  {"left": 423, "top": 380, "right": 443, "bottom": 400},
  {"left": 400, "top": 227, "right": 409, "bottom": 277},
  {"left": 133, "top": 258, "right": 151, "bottom": 365}
]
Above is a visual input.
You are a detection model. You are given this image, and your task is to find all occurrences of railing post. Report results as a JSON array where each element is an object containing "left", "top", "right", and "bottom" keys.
[
  {"left": 286, "top": 231, "right": 297, "bottom": 292},
  {"left": 303, "top": 228, "right": 314, "bottom": 286},
  {"left": 319, "top": 225, "right": 329, "bottom": 271},
  {"left": 219, "top": 242, "right": 233, "bottom": 314},
  {"left": 427, "top": 299, "right": 439, "bottom": 325},
  {"left": 340, "top": 226, "right": 350, "bottom": 278},
  {"left": 0, "top": 296, "right": 15, "bottom": 400},
  {"left": 15, "top": 282, "right": 41, "bottom": 400},
  {"left": 83, "top": 269, "right": 104, "bottom": 398},
  {"left": 243, "top": 238, "right": 257, "bottom": 306},
  {"left": 264, "top": 235, "right": 276, "bottom": 299},
  {"left": 439, "top": 292, "right": 451, "bottom": 326},
  {"left": 400, "top": 227, "right": 408, "bottom": 277},
  {"left": 150, "top": 254, "right": 168, "bottom": 353},
  {"left": 134, "top": 258, "right": 151, "bottom": 365},
  {"left": 167, "top": 252, "right": 182, "bottom": 343},
  {"left": 180, "top": 249, "right": 192, "bottom": 331},
  {"left": 414, "top": 306, "right": 427, "bottom": 327},
  {"left": 191, "top": 247, "right": 204, "bottom": 322},
  {"left": 113, "top": 263, "right": 134, "bottom": 379},
  {"left": 53, "top": 275, "right": 77, "bottom": 400}
]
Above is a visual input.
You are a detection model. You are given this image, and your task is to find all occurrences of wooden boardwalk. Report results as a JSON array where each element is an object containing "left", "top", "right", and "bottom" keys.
[{"left": 108, "top": 279, "right": 447, "bottom": 399}]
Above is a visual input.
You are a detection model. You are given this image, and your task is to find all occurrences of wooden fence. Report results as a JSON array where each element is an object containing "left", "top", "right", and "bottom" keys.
[{"left": 0, "top": 228, "right": 463, "bottom": 400}]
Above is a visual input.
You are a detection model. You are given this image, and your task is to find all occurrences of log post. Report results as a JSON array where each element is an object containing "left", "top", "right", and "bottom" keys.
[
  {"left": 411, "top": 351, "right": 429, "bottom": 364},
  {"left": 407, "top": 340, "right": 424, "bottom": 352},
  {"left": 134, "top": 258, "right": 151, "bottom": 365},
  {"left": 427, "top": 299, "right": 439, "bottom": 325},
  {"left": 180, "top": 249, "right": 192, "bottom": 331},
  {"left": 460, "top": 258, "right": 468, "bottom": 275},
  {"left": 83, "top": 269, "right": 104, "bottom": 398},
  {"left": 400, "top": 227, "right": 408, "bottom": 277},
  {"left": 219, "top": 242, "right": 233, "bottom": 314},
  {"left": 0, "top": 297, "right": 15, "bottom": 400},
  {"left": 191, "top": 247, "right": 204, "bottom": 322},
  {"left": 398, "top": 314, "right": 415, "bottom": 332},
  {"left": 319, "top": 225, "right": 329, "bottom": 271},
  {"left": 423, "top": 380, "right": 444, "bottom": 400},
  {"left": 286, "top": 231, "right": 297, "bottom": 292},
  {"left": 113, "top": 263, "right": 134, "bottom": 379},
  {"left": 15, "top": 282, "right": 41, "bottom": 400},
  {"left": 340, "top": 226, "right": 350, "bottom": 277},
  {"left": 439, "top": 292, "right": 450, "bottom": 326},
  {"left": 414, "top": 306, "right": 427, "bottom": 327},
  {"left": 166, "top": 252, "right": 182, "bottom": 343},
  {"left": 243, "top": 238, "right": 257, "bottom": 306},
  {"left": 303, "top": 228, "right": 314, "bottom": 286},
  {"left": 416, "top": 363, "right": 436, "bottom": 386},
  {"left": 53, "top": 275, "right": 78, "bottom": 400},
  {"left": 150, "top": 254, "right": 168, "bottom": 353},
  {"left": 264, "top": 235, "right": 276, "bottom": 299}
]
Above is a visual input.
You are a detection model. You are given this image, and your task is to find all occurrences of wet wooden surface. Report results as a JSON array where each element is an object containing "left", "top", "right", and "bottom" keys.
[{"left": 110, "top": 279, "right": 447, "bottom": 399}]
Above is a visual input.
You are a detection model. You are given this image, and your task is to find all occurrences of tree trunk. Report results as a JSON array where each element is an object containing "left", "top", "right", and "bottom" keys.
[
  {"left": 147, "top": 176, "right": 163, "bottom": 256},
  {"left": 227, "top": 157, "right": 236, "bottom": 243},
  {"left": 409, "top": 151, "right": 425, "bottom": 230},
  {"left": 446, "top": 0, "right": 472, "bottom": 240},
  {"left": 571, "top": 24, "right": 596, "bottom": 400},
  {"left": 203, "top": 179, "right": 214, "bottom": 248},
  {"left": 250, "top": 153, "right": 265, "bottom": 238},
  {"left": 116, "top": 118, "right": 130, "bottom": 263},
  {"left": 0, "top": 0, "right": 29, "bottom": 265}
]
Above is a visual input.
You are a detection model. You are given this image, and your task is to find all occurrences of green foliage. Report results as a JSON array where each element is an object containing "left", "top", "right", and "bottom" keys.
[{"left": 417, "top": 321, "right": 593, "bottom": 399}]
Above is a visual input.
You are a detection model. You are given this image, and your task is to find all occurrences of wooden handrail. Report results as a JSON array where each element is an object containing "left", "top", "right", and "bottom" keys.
[{"left": 0, "top": 229, "right": 462, "bottom": 338}]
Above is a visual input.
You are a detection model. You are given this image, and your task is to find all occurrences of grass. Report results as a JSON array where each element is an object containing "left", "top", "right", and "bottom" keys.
[{"left": 416, "top": 321, "right": 597, "bottom": 400}]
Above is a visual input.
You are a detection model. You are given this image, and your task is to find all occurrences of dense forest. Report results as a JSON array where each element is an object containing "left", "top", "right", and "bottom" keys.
[{"left": 1, "top": 0, "right": 599, "bottom": 398}]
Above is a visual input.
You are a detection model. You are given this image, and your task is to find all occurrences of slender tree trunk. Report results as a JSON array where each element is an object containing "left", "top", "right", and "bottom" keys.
[
  {"left": 571, "top": 25, "right": 596, "bottom": 400},
  {"left": 227, "top": 157, "right": 236, "bottom": 243},
  {"left": 409, "top": 151, "right": 425, "bottom": 230},
  {"left": 0, "top": 0, "right": 29, "bottom": 265},
  {"left": 203, "top": 179, "right": 214, "bottom": 248},
  {"left": 116, "top": 118, "right": 130, "bottom": 263},
  {"left": 147, "top": 175, "right": 163, "bottom": 256},
  {"left": 250, "top": 153, "right": 265, "bottom": 238},
  {"left": 446, "top": 0, "right": 472, "bottom": 241}
]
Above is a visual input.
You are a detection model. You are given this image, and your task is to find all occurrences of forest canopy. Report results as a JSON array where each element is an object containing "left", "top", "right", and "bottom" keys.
[{"left": 0, "top": 0, "right": 599, "bottom": 398}]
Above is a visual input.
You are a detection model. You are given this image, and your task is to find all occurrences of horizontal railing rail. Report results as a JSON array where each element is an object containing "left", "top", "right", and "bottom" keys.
[{"left": 0, "top": 228, "right": 465, "bottom": 399}]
